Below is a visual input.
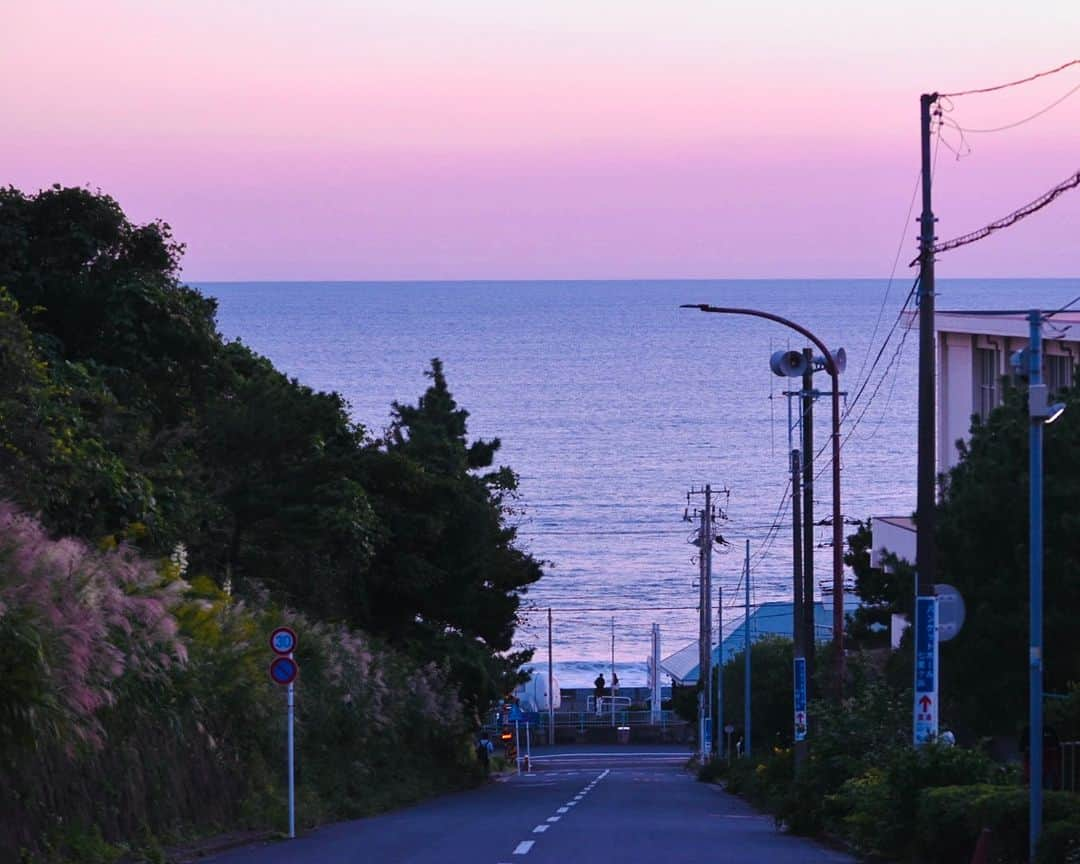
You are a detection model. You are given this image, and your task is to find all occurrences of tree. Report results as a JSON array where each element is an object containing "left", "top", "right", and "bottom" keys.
[
  {"left": 361, "top": 359, "right": 542, "bottom": 709},
  {"left": 935, "top": 384, "right": 1080, "bottom": 736}
]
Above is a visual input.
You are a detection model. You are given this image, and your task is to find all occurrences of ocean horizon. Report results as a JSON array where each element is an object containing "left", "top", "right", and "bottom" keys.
[{"left": 199, "top": 278, "right": 1079, "bottom": 686}]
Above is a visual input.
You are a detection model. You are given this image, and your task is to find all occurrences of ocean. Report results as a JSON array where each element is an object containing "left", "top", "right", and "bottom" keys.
[{"left": 198, "top": 279, "right": 1078, "bottom": 686}]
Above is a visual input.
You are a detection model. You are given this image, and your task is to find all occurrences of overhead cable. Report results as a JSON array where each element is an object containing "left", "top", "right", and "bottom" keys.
[
  {"left": 912, "top": 170, "right": 1080, "bottom": 264},
  {"left": 942, "top": 58, "right": 1080, "bottom": 98}
]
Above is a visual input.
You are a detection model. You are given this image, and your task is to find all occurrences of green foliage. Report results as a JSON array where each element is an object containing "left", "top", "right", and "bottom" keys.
[
  {"left": 936, "top": 383, "right": 1080, "bottom": 737},
  {"left": 0, "top": 185, "right": 543, "bottom": 856},
  {"left": 916, "top": 785, "right": 1080, "bottom": 864},
  {"left": 1038, "top": 817, "right": 1080, "bottom": 864},
  {"left": 720, "top": 636, "right": 794, "bottom": 751},
  {"left": 834, "top": 744, "right": 1001, "bottom": 858}
]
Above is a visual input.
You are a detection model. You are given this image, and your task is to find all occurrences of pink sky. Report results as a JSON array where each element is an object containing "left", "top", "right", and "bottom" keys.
[{"left": 4, "top": 1, "right": 1078, "bottom": 279}]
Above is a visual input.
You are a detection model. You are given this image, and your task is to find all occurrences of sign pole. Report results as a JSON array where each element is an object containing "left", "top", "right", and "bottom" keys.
[
  {"left": 287, "top": 672, "right": 296, "bottom": 839},
  {"left": 514, "top": 720, "right": 521, "bottom": 774},
  {"left": 913, "top": 596, "right": 939, "bottom": 745},
  {"left": 269, "top": 626, "right": 299, "bottom": 839}
]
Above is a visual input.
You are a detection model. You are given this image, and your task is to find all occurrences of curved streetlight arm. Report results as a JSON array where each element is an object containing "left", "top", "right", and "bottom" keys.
[
  {"left": 679, "top": 304, "right": 841, "bottom": 377},
  {"left": 680, "top": 303, "right": 846, "bottom": 697}
]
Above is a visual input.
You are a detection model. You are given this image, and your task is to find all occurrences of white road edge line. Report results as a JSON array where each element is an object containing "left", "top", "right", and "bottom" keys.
[{"left": 513, "top": 840, "right": 535, "bottom": 855}]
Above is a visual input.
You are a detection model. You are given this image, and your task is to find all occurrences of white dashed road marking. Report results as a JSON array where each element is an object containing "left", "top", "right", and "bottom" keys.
[
  {"left": 513, "top": 840, "right": 534, "bottom": 855},
  {"left": 533, "top": 825, "right": 549, "bottom": 833}
]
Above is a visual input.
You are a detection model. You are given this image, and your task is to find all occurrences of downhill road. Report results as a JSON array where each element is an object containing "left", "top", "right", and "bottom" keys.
[{"left": 207, "top": 746, "right": 854, "bottom": 864}]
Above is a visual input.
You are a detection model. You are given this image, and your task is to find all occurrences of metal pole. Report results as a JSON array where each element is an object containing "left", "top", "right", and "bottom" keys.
[
  {"left": 515, "top": 720, "right": 521, "bottom": 774},
  {"left": 287, "top": 678, "right": 295, "bottom": 838},
  {"left": 791, "top": 447, "right": 807, "bottom": 765},
  {"left": 611, "top": 616, "right": 616, "bottom": 727},
  {"left": 716, "top": 580, "right": 723, "bottom": 758},
  {"left": 651, "top": 623, "right": 662, "bottom": 724},
  {"left": 526, "top": 722, "right": 532, "bottom": 773},
  {"left": 744, "top": 538, "right": 751, "bottom": 758},
  {"left": 703, "top": 485, "right": 714, "bottom": 754},
  {"left": 1029, "top": 310, "right": 1044, "bottom": 862},
  {"left": 548, "top": 608, "right": 555, "bottom": 746},
  {"left": 801, "top": 350, "right": 816, "bottom": 695},
  {"left": 831, "top": 365, "right": 844, "bottom": 692}
]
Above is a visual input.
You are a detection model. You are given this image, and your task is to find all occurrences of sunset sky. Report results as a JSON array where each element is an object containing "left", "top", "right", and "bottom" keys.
[{"left": 4, "top": 1, "right": 1079, "bottom": 279}]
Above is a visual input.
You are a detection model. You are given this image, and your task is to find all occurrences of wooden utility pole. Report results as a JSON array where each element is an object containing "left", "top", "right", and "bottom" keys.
[{"left": 916, "top": 92, "right": 938, "bottom": 598}]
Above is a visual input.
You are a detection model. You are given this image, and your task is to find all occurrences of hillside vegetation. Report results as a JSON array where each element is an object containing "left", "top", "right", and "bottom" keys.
[{"left": 0, "top": 185, "right": 541, "bottom": 861}]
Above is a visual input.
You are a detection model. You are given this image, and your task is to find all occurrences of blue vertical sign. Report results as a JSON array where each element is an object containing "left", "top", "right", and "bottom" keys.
[
  {"left": 914, "top": 596, "right": 939, "bottom": 745},
  {"left": 793, "top": 657, "right": 807, "bottom": 742}
]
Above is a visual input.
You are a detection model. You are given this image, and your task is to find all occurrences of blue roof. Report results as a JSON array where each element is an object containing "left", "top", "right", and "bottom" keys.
[{"left": 661, "top": 600, "right": 851, "bottom": 684}]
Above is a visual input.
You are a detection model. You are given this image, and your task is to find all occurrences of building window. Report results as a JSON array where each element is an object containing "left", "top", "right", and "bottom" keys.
[
  {"left": 1046, "top": 354, "right": 1073, "bottom": 394},
  {"left": 974, "top": 347, "right": 1000, "bottom": 421}
]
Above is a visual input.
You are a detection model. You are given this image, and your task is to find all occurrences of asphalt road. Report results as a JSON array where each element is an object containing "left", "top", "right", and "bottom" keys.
[{"left": 208, "top": 746, "right": 855, "bottom": 864}]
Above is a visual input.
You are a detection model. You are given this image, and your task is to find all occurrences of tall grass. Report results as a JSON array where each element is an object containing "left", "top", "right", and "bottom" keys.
[{"left": 0, "top": 504, "right": 476, "bottom": 862}]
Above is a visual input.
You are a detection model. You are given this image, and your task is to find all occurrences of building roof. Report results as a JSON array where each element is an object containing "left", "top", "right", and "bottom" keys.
[
  {"left": 903, "top": 309, "right": 1080, "bottom": 341},
  {"left": 660, "top": 600, "right": 838, "bottom": 685}
]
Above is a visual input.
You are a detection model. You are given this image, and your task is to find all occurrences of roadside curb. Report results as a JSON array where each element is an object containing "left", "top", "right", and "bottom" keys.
[{"left": 128, "top": 830, "right": 277, "bottom": 864}]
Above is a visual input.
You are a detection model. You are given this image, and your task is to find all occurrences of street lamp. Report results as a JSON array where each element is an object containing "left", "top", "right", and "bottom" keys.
[
  {"left": 681, "top": 304, "right": 848, "bottom": 696},
  {"left": 1025, "top": 309, "right": 1065, "bottom": 862}
]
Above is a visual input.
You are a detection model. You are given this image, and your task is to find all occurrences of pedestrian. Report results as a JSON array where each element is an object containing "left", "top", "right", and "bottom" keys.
[
  {"left": 611, "top": 671, "right": 619, "bottom": 694},
  {"left": 594, "top": 673, "right": 605, "bottom": 699},
  {"left": 476, "top": 731, "right": 494, "bottom": 775}
]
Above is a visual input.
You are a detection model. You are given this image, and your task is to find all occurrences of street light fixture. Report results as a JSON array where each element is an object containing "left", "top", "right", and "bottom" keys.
[{"left": 681, "top": 304, "right": 848, "bottom": 697}]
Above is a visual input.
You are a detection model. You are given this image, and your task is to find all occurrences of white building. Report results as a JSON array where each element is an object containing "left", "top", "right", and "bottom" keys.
[
  {"left": 936, "top": 310, "right": 1080, "bottom": 475},
  {"left": 872, "top": 310, "right": 1080, "bottom": 569}
]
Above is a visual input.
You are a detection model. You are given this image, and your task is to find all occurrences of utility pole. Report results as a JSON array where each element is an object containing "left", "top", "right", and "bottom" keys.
[
  {"left": 687, "top": 483, "right": 728, "bottom": 758},
  {"left": 716, "top": 575, "right": 723, "bottom": 759},
  {"left": 791, "top": 446, "right": 808, "bottom": 765},
  {"left": 801, "top": 348, "right": 816, "bottom": 695},
  {"left": 914, "top": 92, "right": 940, "bottom": 747},
  {"left": 1027, "top": 310, "right": 1056, "bottom": 861},
  {"left": 547, "top": 608, "right": 554, "bottom": 746},
  {"left": 610, "top": 616, "right": 616, "bottom": 727},
  {"left": 744, "top": 538, "right": 751, "bottom": 758}
]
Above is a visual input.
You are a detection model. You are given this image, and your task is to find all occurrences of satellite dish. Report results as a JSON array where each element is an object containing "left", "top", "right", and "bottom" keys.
[
  {"left": 770, "top": 350, "right": 809, "bottom": 378},
  {"left": 934, "top": 583, "right": 966, "bottom": 642}
]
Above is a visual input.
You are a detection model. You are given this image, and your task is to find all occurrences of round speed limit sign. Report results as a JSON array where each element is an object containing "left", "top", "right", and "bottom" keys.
[{"left": 270, "top": 626, "right": 297, "bottom": 655}]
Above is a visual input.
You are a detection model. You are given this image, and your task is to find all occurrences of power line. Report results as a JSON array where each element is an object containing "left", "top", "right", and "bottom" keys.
[
  {"left": 955, "top": 80, "right": 1080, "bottom": 134},
  {"left": 918, "top": 170, "right": 1080, "bottom": 263},
  {"left": 942, "top": 58, "right": 1080, "bottom": 98}
]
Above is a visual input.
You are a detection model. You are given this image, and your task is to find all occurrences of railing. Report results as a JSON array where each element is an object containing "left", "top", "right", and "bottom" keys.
[{"left": 484, "top": 710, "right": 684, "bottom": 736}]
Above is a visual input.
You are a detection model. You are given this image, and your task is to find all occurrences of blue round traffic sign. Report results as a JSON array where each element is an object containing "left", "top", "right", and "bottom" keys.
[
  {"left": 269, "top": 656, "right": 299, "bottom": 686},
  {"left": 270, "top": 626, "right": 297, "bottom": 655}
]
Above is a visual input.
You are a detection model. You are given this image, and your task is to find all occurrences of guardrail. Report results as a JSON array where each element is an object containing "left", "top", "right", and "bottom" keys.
[{"left": 484, "top": 710, "right": 684, "bottom": 735}]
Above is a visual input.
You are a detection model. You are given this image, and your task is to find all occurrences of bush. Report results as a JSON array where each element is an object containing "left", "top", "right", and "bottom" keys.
[
  {"left": 833, "top": 744, "right": 1000, "bottom": 858},
  {"left": 1038, "top": 818, "right": 1080, "bottom": 864},
  {"left": 917, "top": 785, "right": 1080, "bottom": 864},
  {"left": 697, "top": 757, "right": 729, "bottom": 783}
]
